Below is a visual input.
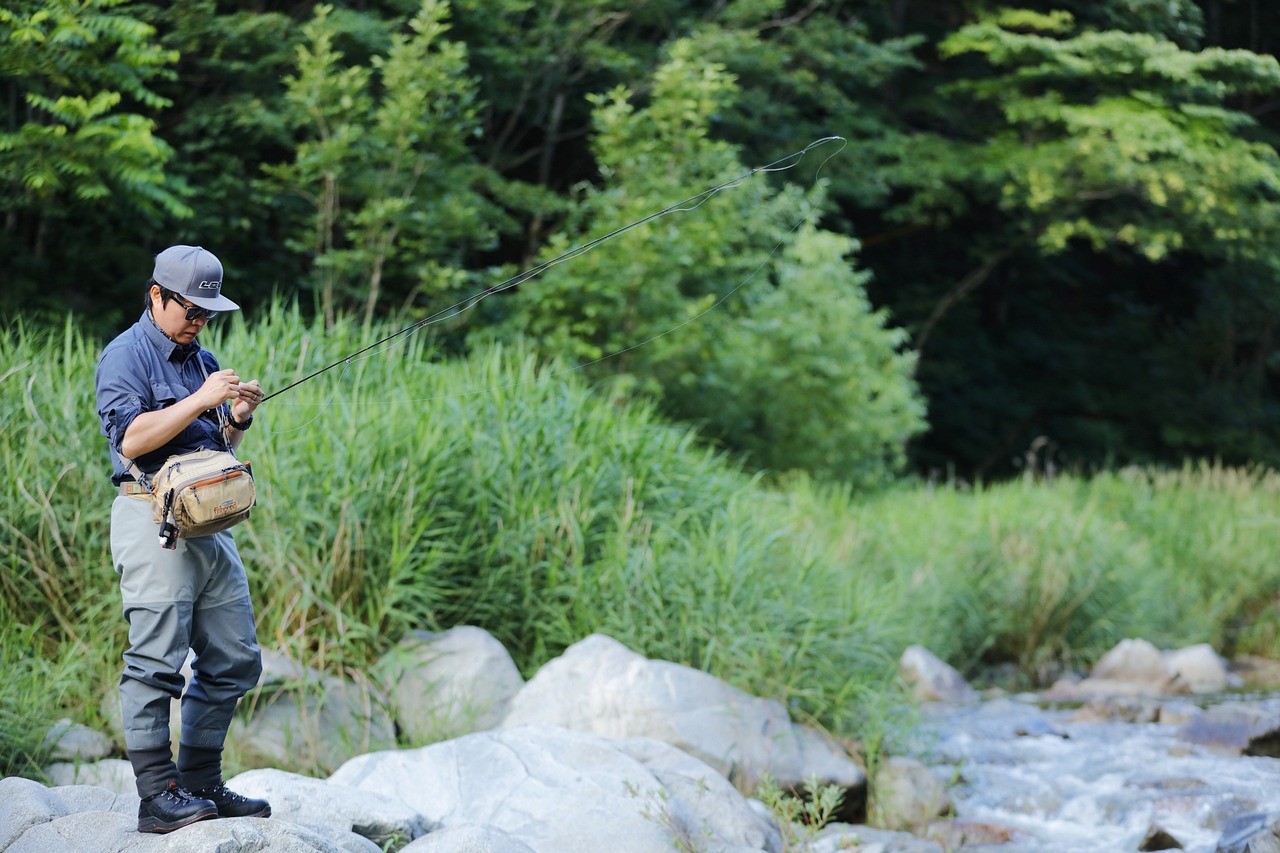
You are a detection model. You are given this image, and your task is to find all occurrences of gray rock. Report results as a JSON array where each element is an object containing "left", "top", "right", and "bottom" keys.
[
  {"left": 0, "top": 776, "right": 379, "bottom": 852},
  {"left": 813, "top": 822, "right": 946, "bottom": 853},
  {"left": 1216, "top": 813, "right": 1280, "bottom": 853},
  {"left": 329, "top": 724, "right": 781, "bottom": 853},
  {"left": 401, "top": 824, "right": 537, "bottom": 852},
  {"left": 41, "top": 718, "right": 115, "bottom": 763},
  {"left": 501, "top": 634, "right": 865, "bottom": 794},
  {"left": 42, "top": 758, "right": 135, "bottom": 793},
  {"left": 872, "top": 757, "right": 952, "bottom": 833},
  {"left": 1163, "top": 644, "right": 1235, "bottom": 695},
  {"left": 227, "top": 767, "right": 432, "bottom": 847},
  {"left": 1181, "top": 701, "right": 1280, "bottom": 757},
  {"left": 230, "top": 648, "right": 397, "bottom": 775},
  {"left": 374, "top": 626, "right": 524, "bottom": 745},
  {"left": 898, "top": 646, "right": 978, "bottom": 704}
]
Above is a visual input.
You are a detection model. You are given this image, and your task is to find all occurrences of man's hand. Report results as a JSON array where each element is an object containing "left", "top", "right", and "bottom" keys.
[
  {"left": 198, "top": 368, "right": 243, "bottom": 410},
  {"left": 231, "top": 379, "right": 264, "bottom": 423}
]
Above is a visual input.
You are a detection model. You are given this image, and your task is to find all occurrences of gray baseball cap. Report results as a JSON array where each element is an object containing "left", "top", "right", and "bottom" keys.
[{"left": 152, "top": 245, "right": 240, "bottom": 311}]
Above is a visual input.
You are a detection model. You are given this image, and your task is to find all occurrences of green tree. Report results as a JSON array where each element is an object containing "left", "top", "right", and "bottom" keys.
[
  {"left": 0, "top": 0, "right": 186, "bottom": 317},
  {"left": 265, "top": 0, "right": 503, "bottom": 327},
  {"left": 864, "top": 8, "right": 1280, "bottom": 474},
  {"left": 500, "top": 38, "right": 924, "bottom": 483}
]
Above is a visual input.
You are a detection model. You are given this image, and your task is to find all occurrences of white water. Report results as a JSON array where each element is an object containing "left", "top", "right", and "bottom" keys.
[{"left": 903, "top": 696, "right": 1280, "bottom": 852}]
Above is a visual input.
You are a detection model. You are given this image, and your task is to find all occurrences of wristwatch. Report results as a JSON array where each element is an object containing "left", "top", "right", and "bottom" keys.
[{"left": 229, "top": 413, "right": 253, "bottom": 431}]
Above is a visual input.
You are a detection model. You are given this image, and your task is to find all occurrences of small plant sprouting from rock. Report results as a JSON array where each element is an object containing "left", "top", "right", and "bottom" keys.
[
  {"left": 625, "top": 779, "right": 714, "bottom": 853},
  {"left": 754, "top": 774, "right": 847, "bottom": 852}
]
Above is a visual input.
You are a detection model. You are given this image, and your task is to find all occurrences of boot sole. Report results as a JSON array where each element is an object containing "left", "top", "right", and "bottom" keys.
[
  {"left": 138, "top": 805, "right": 218, "bottom": 833},
  {"left": 215, "top": 806, "right": 271, "bottom": 819}
]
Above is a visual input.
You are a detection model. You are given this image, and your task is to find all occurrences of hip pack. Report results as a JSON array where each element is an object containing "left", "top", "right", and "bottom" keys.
[{"left": 150, "top": 449, "right": 256, "bottom": 545}]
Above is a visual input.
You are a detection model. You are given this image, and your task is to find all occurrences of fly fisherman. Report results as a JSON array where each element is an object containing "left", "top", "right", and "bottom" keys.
[{"left": 95, "top": 245, "right": 271, "bottom": 833}]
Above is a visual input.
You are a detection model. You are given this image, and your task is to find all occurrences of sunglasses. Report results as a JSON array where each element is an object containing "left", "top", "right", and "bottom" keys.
[{"left": 171, "top": 294, "right": 218, "bottom": 322}]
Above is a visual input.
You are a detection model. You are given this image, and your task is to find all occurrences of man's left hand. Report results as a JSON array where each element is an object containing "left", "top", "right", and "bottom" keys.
[{"left": 231, "top": 379, "right": 264, "bottom": 423}]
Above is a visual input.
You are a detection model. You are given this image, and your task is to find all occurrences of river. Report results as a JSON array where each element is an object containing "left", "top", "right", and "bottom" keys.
[{"left": 899, "top": 694, "right": 1280, "bottom": 852}]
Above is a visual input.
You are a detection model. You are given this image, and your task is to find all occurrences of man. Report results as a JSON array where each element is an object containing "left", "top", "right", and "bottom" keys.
[{"left": 95, "top": 245, "right": 271, "bottom": 833}]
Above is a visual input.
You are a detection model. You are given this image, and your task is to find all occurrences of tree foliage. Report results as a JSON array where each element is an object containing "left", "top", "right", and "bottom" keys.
[
  {"left": 3, "top": 0, "right": 1279, "bottom": 482},
  {"left": 497, "top": 38, "right": 924, "bottom": 483}
]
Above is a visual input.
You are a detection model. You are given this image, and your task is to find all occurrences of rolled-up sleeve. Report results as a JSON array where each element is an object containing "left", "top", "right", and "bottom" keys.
[{"left": 96, "top": 345, "right": 150, "bottom": 459}]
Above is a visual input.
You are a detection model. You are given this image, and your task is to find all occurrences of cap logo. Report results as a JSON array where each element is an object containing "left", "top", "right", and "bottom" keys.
[{"left": 197, "top": 280, "right": 222, "bottom": 291}]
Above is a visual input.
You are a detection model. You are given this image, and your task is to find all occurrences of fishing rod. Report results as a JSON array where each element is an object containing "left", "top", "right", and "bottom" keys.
[{"left": 261, "top": 135, "right": 846, "bottom": 404}]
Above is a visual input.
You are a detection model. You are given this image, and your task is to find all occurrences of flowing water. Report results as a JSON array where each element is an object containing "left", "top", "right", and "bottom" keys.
[{"left": 900, "top": 694, "right": 1280, "bottom": 852}]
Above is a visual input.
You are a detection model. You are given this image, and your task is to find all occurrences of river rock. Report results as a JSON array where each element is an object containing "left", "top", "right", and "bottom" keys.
[
  {"left": 42, "top": 758, "right": 134, "bottom": 792},
  {"left": 898, "top": 646, "right": 978, "bottom": 704},
  {"left": 225, "top": 767, "right": 433, "bottom": 847},
  {"left": 1230, "top": 656, "right": 1280, "bottom": 689},
  {"left": 1046, "top": 638, "right": 1185, "bottom": 699},
  {"left": 228, "top": 648, "right": 397, "bottom": 775},
  {"left": 400, "top": 824, "right": 536, "bottom": 853},
  {"left": 0, "top": 775, "right": 379, "bottom": 852},
  {"left": 373, "top": 626, "right": 524, "bottom": 745},
  {"left": 41, "top": 718, "right": 114, "bottom": 763},
  {"left": 1139, "top": 822, "right": 1185, "bottom": 851},
  {"left": 1216, "top": 812, "right": 1280, "bottom": 853},
  {"left": 813, "top": 822, "right": 945, "bottom": 852},
  {"left": 1180, "top": 701, "right": 1280, "bottom": 757},
  {"left": 1163, "top": 644, "right": 1234, "bottom": 694},
  {"left": 329, "top": 724, "right": 782, "bottom": 853},
  {"left": 500, "top": 633, "right": 865, "bottom": 796},
  {"left": 873, "top": 756, "right": 952, "bottom": 833}
]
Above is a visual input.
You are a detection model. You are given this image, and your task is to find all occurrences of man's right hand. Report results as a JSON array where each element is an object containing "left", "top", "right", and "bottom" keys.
[{"left": 198, "top": 368, "right": 242, "bottom": 409}]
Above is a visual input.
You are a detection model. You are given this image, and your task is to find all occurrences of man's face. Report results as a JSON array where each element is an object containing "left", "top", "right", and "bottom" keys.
[{"left": 150, "top": 286, "right": 212, "bottom": 344}]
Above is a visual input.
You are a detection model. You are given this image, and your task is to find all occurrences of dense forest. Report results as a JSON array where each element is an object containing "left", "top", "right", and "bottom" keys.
[{"left": 3, "top": 0, "right": 1279, "bottom": 481}]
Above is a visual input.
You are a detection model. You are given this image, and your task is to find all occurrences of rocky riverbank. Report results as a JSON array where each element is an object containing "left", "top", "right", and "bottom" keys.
[{"left": 3, "top": 630, "right": 1280, "bottom": 852}]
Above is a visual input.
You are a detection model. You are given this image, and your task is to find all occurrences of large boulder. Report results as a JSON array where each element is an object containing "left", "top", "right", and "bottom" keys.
[
  {"left": 0, "top": 776, "right": 379, "bottom": 852},
  {"left": 373, "top": 626, "right": 524, "bottom": 745},
  {"left": 402, "top": 824, "right": 536, "bottom": 853},
  {"left": 329, "top": 724, "right": 782, "bottom": 853},
  {"left": 226, "top": 767, "right": 433, "bottom": 848},
  {"left": 500, "top": 634, "right": 865, "bottom": 794}
]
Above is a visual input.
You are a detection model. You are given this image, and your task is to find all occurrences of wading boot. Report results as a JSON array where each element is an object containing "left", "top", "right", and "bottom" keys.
[
  {"left": 137, "top": 781, "right": 218, "bottom": 833},
  {"left": 191, "top": 782, "right": 272, "bottom": 819}
]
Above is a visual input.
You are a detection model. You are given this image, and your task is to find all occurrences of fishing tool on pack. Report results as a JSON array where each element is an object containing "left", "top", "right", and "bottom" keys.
[{"left": 260, "top": 135, "right": 846, "bottom": 405}]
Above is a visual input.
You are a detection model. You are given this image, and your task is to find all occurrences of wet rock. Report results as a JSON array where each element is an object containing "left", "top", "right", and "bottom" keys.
[
  {"left": 1216, "top": 812, "right": 1280, "bottom": 853},
  {"left": 1180, "top": 702, "right": 1280, "bottom": 757},
  {"left": 898, "top": 646, "right": 978, "bottom": 704},
  {"left": 1049, "top": 638, "right": 1187, "bottom": 699},
  {"left": 1139, "top": 823, "right": 1185, "bottom": 850}
]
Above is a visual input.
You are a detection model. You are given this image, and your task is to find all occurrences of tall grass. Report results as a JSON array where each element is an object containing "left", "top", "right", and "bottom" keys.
[{"left": 3, "top": 309, "right": 1279, "bottom": 775}]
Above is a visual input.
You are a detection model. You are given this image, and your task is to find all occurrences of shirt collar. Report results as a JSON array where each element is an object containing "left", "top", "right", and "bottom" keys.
[{"left": 141, "top": 309, "right": 202, "bottom": 363}]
